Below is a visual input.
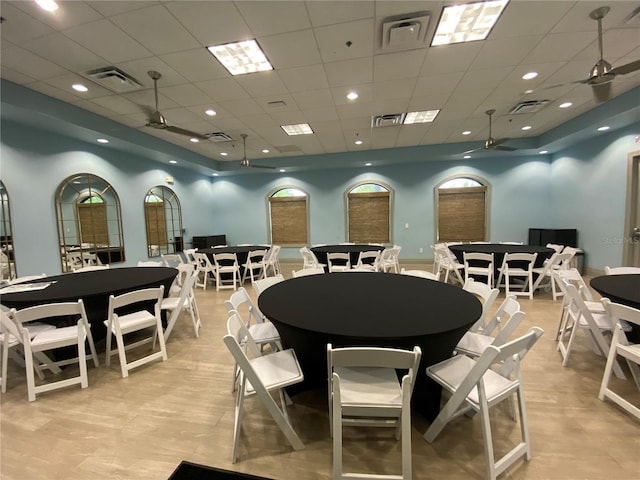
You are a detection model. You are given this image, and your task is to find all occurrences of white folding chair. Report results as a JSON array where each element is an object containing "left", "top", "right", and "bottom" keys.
[
  {"left": 463, "top": 252, "right": 494, "bottom": 288},
  {"left": 531, "top": 251, "right": 573, "bottom": 300},
  {"left": 161, "top": 253, "right": 184, "bottom": 268},
  {"left": 252, "top": 274, "right": 285, "bottom": 297},
  {"left": 455, "top": 295, "right": 525, "bottom": 358},
  {"left": 300, "top": 247, "right": 325, "bottom": 269},
  {"left": 137, "top": 260, "right": 164, "bottom": 267},
  {"left": 327, "top": 252, "right": 351, "bottom": 272},
  {"left": 355, "top": 250, "right": 381, "bottom": 271},
  {"left": 223, "top": 313, "right": 305, "bottom": 463},
  {"left": 192, "top": 252, "right": 216, "bottom": 290},
  {"left": 8, "top": 300, "right": 99, "bottom": 401},
  {"left": 433, "top": 244, "right": 464, "bottom": 285},
  {"left": 400, "top": 268, "right": 440, "bottom": 281},
  {"left": 554, "top": 275, "right": 626, "bottom": 378},
  {"left": 104, "top": 286, "right": 167, "bottom": 378},
  {"left": 604, "top": 266, "right": 640, "bottom": 275},
  {"left": 424, "top": 327, "right": 544, "bottom": 480},
  {"left": 327, "top": 343, "right": 421, "bottom": 480},
  {"left": 379, "top": 245, "right": 402, "bottom": 273},
  {"left": 263, "top": 245, "right": 282, "bottom": 277},
  {"left": 496, "top": 252, "right": 537, "bottom": 299},
  {"left": 161, "top": 269, "right": 201, "bottom": 342},
  {"left": 462, "top": 278, "right": 500, "bottom": 332},
  {"left": 241, "top": 249, "right": 267, "bottom": 284},
  {"left": 213, "top": 252, "right": 240, "bottom": 291},
  {"left": 554, "top": 268, "right": 605, "bottom": 340},
  {"left": 292, "top": 268, "right": 325, "bottom": 277},
  {"left": 598, "top": 298, "right": 640, "bottom": 420}
]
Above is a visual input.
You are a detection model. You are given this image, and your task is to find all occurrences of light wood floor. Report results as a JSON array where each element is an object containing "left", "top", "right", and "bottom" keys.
[{"left": 2, "top": 263, "right": 639, "bottom": 480}]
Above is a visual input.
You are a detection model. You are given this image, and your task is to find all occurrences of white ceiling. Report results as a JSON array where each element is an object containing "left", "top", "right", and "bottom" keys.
[{"left": 1, "top": 0, "right": 639, "bottom": 173}]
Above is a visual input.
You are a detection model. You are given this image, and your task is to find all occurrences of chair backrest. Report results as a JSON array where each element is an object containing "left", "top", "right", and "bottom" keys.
[
  {"left": 482, "top": 295, "right": 525, "bottom": 345},
  {"left": 11, "top": 299, "right": 90, "bottom": 342},
  {"left": 193, "top": 251, "right": 214, "bottom": 270},
  {"left": 601, "top": 298, "right": 640, "bottom": 330},
  {"left": 161, "top": 254, "right": 184, "bottom": 267},
  {"left": 400, "top": 269, "right": 440, "bottom": 281},
  {"left": 555, "top": 268, "right": 594, "bottom": 301},
  {"left": 463, "top": 278, "right": 500, "bottom": 328},
  {"left": 183, "top": 248, "right": 198, "bottom": 263},
  {"left": 224, "top": 287, "right": 262, "bottom": 327},
  {"left": 604, "top": 266, "right": 640, "bottom": 275},
  {"left": 499, "top": 241, "right": 523, "bottom": 245},
  {"left": 327, "top": 344, "right": 422, "bottom": 397},
  {"left": 356, "top": 250, "right": 381, "bottom": 268},
  {"left": 546, "top": 243, "right": 565, "bottom": 254},
  {"left": 327, "top": 252, "right": 351, "bottom": 270},
  {"left": 501, "top": 252, "right": 537, "bottom": 270},
  {"left": 246, "top": 249, "right": 267, "bottom": 265},
  {"left": 226, "top": 312, "right": 261, "bottom": 357},
  {"left": 463, "top": 252, "right": 494, "bottom": 270},
  {"left": 253, "top": 274, "right": 285, "bottom": 296},
  {"left": 292, "top": 267, "right": 325, "bottom": 277},
  {"left": 214, "top": 252, "right": 239, "bottom": 269},
  {"left": 107, "top": 286, "right": 164, "bottom": 321},
  {"left": 137, "top": 260, "right": 163, "bottom": 267}
]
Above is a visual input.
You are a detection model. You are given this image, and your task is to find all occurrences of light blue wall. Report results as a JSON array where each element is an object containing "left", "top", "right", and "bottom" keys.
[
  {"left": 549, "top": 124, "right": 639, "bottom": 269},
  {"left": 1, "top": 104, "right": 638, "bottom": 276}
]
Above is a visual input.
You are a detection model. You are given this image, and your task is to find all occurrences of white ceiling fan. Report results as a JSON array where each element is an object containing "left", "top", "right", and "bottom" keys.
[
  {"left": 462, "top": 109, "right": 518, "bottom": 154},
  {"left": 239, "top": 134, "right": 275, "bottom": 169}
]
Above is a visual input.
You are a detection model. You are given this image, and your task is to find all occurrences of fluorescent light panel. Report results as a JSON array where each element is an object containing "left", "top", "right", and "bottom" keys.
[
  {"left": 404, "top": 110, "right": 440, "bottom": 124},
  {"left": 281, "top": 123, "right": 313, "bottom": 136},
  {"left": 207, "top": 39, "right": 272, "bottom": 76},
  {"left": 431, "top": 0, "right": 509, "bottom": 46}
]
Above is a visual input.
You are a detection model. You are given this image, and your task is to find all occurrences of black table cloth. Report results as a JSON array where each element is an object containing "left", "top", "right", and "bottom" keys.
[
  {"left": 0, "top": 267, "right": 177, "bottom": 339},
  {"left": 258, "top": 271, "right": 481, "bottom": 421},
  {"left": 310, "top": 244, "right": 384, "bottom": 270},
  {"left": 200, "top": 245, "right": 269, "bottom": 268},
  {"left": 591, "top": 274, "right": 640, "bottom": 342},
  {"left": 448, "top": 243, "right": 554, "bottom": 268}
]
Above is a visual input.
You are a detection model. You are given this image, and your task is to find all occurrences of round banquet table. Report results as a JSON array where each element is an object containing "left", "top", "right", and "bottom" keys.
[
  {"left": 258, "top": 272, "right": 482, "bottom": 421},
  {"left": 0, "top": 267, "right": 177, "bottom": 340},
  {"left": 591, "top": 274, "right": 640, "bottom": 342},
  {"left": 310, "top": 244, "right": 385, "bottom": 270},
  {"left": 201, "top": 245, "right": 270, "bottom": 267}
]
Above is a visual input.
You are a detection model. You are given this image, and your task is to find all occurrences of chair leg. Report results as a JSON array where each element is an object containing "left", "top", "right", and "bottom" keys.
[
  {"left": 23, "top": 342, "right": 37, "bottom": 402},
  {"left": 479, "top": 399, "right": 497, "bottom": 480},
  {"left": 1, "top": 341, "right": 9, "bottom": 394},
  {"left": 599, "top": 328, "right": 620, "bottom": 401},
  {"left": 333, "top": 398, "right": 343, "bottom": 479},
  {"left": 232, "top": 383, "right": 245, "bottom": 463},
  {"left": 78, "top": 322, "right": 88, "bottom": 389}
]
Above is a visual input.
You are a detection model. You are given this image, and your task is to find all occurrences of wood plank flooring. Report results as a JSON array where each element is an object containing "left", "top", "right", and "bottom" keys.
[{"left": 1, "top": 263, "right": 639, "bottom": 480}]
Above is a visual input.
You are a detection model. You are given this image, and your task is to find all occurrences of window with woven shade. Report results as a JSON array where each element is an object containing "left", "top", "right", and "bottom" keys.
[
  {"left": 268, "top": 188, "right": 308, "bottom": 246},
  {"left": 347, "top": 183, "right": 391, "bottom": 244},
  {"left": 436, "top": 177, "right": 487, "bottom": 243}
]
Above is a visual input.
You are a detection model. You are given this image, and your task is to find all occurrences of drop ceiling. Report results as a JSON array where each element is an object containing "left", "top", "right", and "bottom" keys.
[{"left": 1, "top": 0, "right": 639, "bottom": 174}]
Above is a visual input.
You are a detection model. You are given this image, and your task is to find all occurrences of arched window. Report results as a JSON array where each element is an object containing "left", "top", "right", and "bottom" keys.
[
  {"left": 436, "top": 176, "right": 488, "bottom": 242},
  {"left": 0, "top": 180, "right": 16, "bottom": 279},
  {"left": 56, "top": 174, "right": 125, "bottom": 271},
  {"left": 144, "top": 186, "right": 183, "bottom": 257},
  {"left": 268, "top": 187, "right": 308, "bottom": 246},
  {"left": 347, "top": 182, "right": 391, "bottom": 244}
]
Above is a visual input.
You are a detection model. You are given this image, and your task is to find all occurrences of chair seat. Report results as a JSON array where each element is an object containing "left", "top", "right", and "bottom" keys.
[
  {"left": 619, "top": 343, "right": 640, "bottom": 360},
  {"left": 104, "top": 310, "right": 156, "bottom": 332},
  {"left": 160, "top": 297, "right": 185, "bottom": 310},
  {"left": 334, "top": 366, "right": 402, "bottom": 407},
  {"left": 455, "top": 331, "right": 494, "bottom": 357},
  {"left": 30, "top": 326, "right": 79, "bottom": 346},
  {"left": 245, "top": 349, "right": 303, "bottom": 395},
  {"left": 585, "top": 301, "right": 605, "bottom": 313},
  {"left": 248, "top": 322, "right": 280, "bottom": 344},
  {"left": 428, "top": 354, "right": 517, "bottom": 406},
  {"left": 577, "top": 311, "right": 614, "bottom": 330}
]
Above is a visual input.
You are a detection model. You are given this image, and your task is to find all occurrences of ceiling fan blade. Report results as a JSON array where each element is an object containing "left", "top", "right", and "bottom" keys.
[
  {"left": 592, "top": 82, "right": 612, "bottom": 103},
  {"left": 164, "top": 125, "right": 209, "bottom": 140},
  {"left": 493, "top": 145, "right": 517, "bottom": 152},
  {"left": 491, "top": 138, "right": 510, "bottom": 146},
  {"left": 250, "top": 164, "right": 276, "bottom": 170},
  {"left": 610, "top": 59, "right": 640, "bottom": 76},
  {"left": 462, "top": 147, "right": 482, "bottom": 154}
]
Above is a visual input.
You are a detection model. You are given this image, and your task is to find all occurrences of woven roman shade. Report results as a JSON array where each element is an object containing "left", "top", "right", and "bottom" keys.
[
  {"left": 348, "top": 191, "right": 390, "bottom": 243},
  {"left": 269, "top": 196, "right": 308, "bottom": 245},
  {"left": 77, "top": 203, "right": 109, "bottom": 245},
  {"left": 438, "top": 186, "right": 486, "bottom": 242}
]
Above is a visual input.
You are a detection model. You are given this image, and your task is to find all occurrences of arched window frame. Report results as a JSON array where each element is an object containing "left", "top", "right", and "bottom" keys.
[
  {"left": 434, "top": 174, "right": 491, "bottom": 243},
  {"left": 345, "top": 180, "right": 393, "bottom": 244},
  {"left": 144, "top": 185, "right": 183, "bottom": 257},
  {"left": 266, "top": 185, "right": 309, "bottom": 246}
]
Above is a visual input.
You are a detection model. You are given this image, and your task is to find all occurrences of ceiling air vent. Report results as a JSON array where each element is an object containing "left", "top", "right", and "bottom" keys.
[
  {"left": 509, "top": 100, "right": 550, "bottom": 114},
  {"left": 83, "top": 66, "right": 142, "bottom": 93},
  {"left": 205, "top": 132, "right": 233, "bottom": 142},
  {"left": 372, "top": 113, "right": 407, "bottom": 128},
  {"left": 380, "top": 11, "right": 430, "bottom": 51},
  {"left": 275, "top": 145, "right": 303, "bottom": 154}
]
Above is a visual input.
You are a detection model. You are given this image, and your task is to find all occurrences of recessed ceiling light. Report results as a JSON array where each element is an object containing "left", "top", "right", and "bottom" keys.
[
  {"left": 260, "top": 149, "right": 269, "bottom": 153},
  {"left": 521, "top": 125, "right": 532, "bottom": 131},
  {"left": 190, "top": 138, "right": 199, "bottom": 143},
  {"left": 464, "top": 155, "right": 471, "bottom": 159},
  {"left": 279, "top": 169, "right": 286, "bottom": 173},
  {"left": 347, "top": 92, "right": 359, "bottom": 100},
  {"left": 220, "top": 152, "right": 228, "bottom": 156},
  {"left": 539, "top": 150, "right": 548, "bottom": 154},
  {"left": 597, "top": 126, "right": 610, "bottom": 131},
  {"left": 404, "top": 109, "right": 440, "bottom": 124},
  {"left": 431, "top": 0, "right": 509, "bottom": 46},
  {"left": 365, "top": 162, "right": 372, "bottom": 166},
  {"left": 281, "top": 123, "right": 313, "bottom": 136},
  {"left": 212, "top": 173, "right": 219, "bottom": 177},
  {"left": 355, "top": 140, "right": 363, "bottom": 145},
  {"left": 523, "top": 89, "right": 534, "bottom": 94},
  {"left": 205, "top": 109, "right": 217, "bottom": 116},
  {"left": 522, "top": 72, "right": 538, "bottom": 80},
  {"left": 559, "top": 102, "right": 573, "bottom": 108},
  {"left": 169, "top": 160, "right": 177, "bottom": 164},
  {"left": 36, "top": 0, "right": 58, "bottom": 12},
  {"left": 207, "top": 39, "right": 273, "bottom": 76},
  {"left": 96, "top": 138, "right": 109, "bottom": 144},
  {"left": 72, "top": 84, "right": 88, "bottom": 92},
  {"left": 462, "top": 130, "right": 471, "bottom": 135}
]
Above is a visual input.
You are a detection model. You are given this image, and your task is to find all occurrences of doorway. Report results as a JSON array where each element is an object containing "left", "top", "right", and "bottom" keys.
[{"left": 623, "top": 151, "right": 640, "bottom": 267}]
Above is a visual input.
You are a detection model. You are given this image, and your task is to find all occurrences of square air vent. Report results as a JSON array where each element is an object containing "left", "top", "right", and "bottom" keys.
[
  {"left": 205, "top": 132, "right": 233, "bottom": 142},
  {"left": 83, "top": 66, "right": 142, "bottom": 93},
  {"left": 380, "top": 11, "right": 430, "bottom": 51},
  {"left": 372, "top": 113, "right": 407, "bottom": 127},
  {"left": 509, "top": 100, "right": 549, "bottom": 114}
]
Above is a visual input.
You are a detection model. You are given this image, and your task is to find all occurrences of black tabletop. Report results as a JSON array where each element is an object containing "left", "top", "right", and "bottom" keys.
[
  {"left": 448, "top": 243, "right": 554, "bottom": 268},
  {"left": 310, "top": 244, "right": 384, "bottom": 268},
  {"left": 590, "top": 274, "right": 640, "bottom": 309}
]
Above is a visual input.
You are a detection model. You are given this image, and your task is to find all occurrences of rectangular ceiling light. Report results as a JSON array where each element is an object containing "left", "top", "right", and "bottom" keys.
[
  {"left": 404, "top": 109, "right": 440, "bottom": 124},
  {"left": 281, "top": 123, "right": 314, "bottom": 136},
  {"left": 207, "top": 39, "right": 273, "bottom": 75},
  {"left": 431, "top": 0, "right": 509, "bottom": 46}
]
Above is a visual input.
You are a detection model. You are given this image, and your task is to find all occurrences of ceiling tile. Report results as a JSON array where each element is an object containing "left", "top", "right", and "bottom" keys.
[
  {"left": 258, "top": 30, "right": 322, "bottom": 69},
  {"left": 524, "top": 31, "right": 600, "bottom": 63},
  {"left": 90, "top": 94, "right": 144, "bottom": 115},
  {"left": 469, "top": 35, "right": 543, "bottom": 69},
  {"left": 85, "top": 1, "right": 160, "bottom": 17},
  {"left": 373, "top": 78, "right": 416, "bottom": 101},
  {"left": 9, "top": 0, "right": 102, "bottom": 30},
  {"left": 160, "top": 49, "right": 230, "bottom": 83},
  {"left": 160, "top": 83, "right": 213, "bottom": 106},
  {"left": 291, "top": 89, "right": 334, "bottom": 109},
  {"left": 22, "top": 33, "right": 107, "bottom": 72},
  {"left": 195, "top": 78, "right": 250, "bottom": 102},
  {"left": 234, "top": 70, "right": 288, "bottom": 97},
  {"left": 374, "top": 50, "right": 427, "bottom": 82},
  {"left": 0, "top": 66, "right": 36, "bottom": 85},
  {"left": 0, "top": 2, "right": 55, "bottom": 44},
  {"left": 332, "top": 84, "right": 373, "bottom": 105},
  {"left": 218, "top": 98, "right": 264, "bottom": 117},
  {"left": 25, "top": 81, "right": 82, "bottom": 103},
  {"left": 43, "top": 73, "right": 114, "bottom": 99},
  {"left": 314, "top": 19, "right": 374, "bottom": 63},
  {"left": 421, "top": 42, "right": 483, "bottom": 75},
  {"left": 235, "top": 1, "right": 311, "bottom": 37},
  {"left": 1, "top": 45, "right": 68, "bottom": 80},
  {"left": 306, "top": 1, "right": 374, "bottom": 27},
  {"left": 490, "top": 1, "right": 575, "bottom": 38},
  {"left": 279, "top": 65, "right": 330, "bottom": 93},
  {"left": 325, "top": 57, "right": 373, "bottom": 87},
  {"left": 456, "top": 66, "right": 515, "bottom": 92}
]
